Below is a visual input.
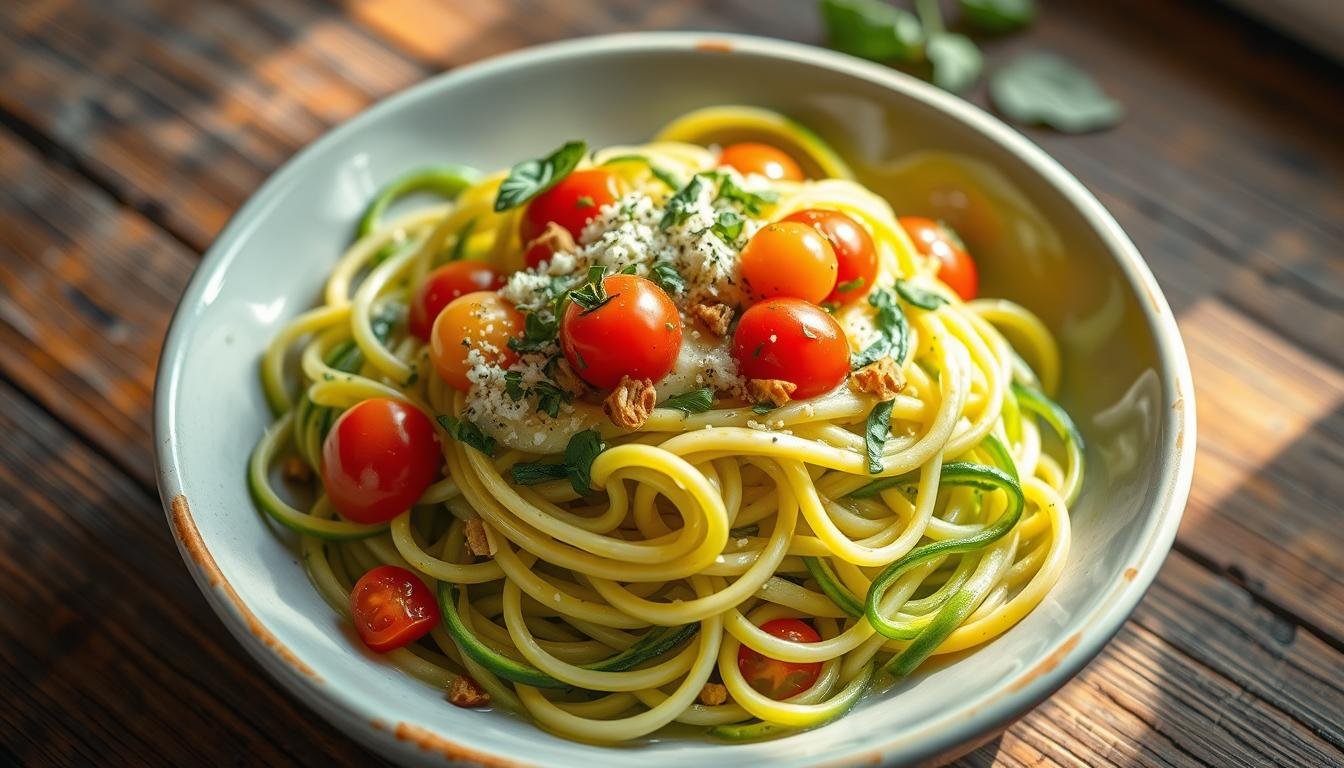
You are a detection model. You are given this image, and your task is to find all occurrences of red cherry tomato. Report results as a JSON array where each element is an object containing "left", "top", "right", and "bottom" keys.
[
  {"left": 732, "top": 298, "right": 849, "bottom": 400},
  {"left": 349, "top": 565, "right": 440, "bottom": 653},
  {"left": 736, "top": 618, "right": 823, "bottom": 699},
  {"left": 520, "top": 169, "right": 618, "bottom": 245},
  {"left": 409, "top": 261, "right": 506, "bottom": 341},
  {"left": 719, "top": 143, "right": 805, "bottom": 182},
  {"left": 740, "top": 221, "right": 838, "bottom": 304},
  {"left": 898, "top": 217, "right": 978, "bottom": 301},
  {"left": 430, "top": 291, "right": 524, "bottom": 392},
  {"left": 560, "top": 274, "right": 682, "bottom": 390},
  {"left": 321, "top": 398, "right": 441, "bottom": 524},
  {"left": 783, "top": 209, "right": 878, "bottom": 305}
]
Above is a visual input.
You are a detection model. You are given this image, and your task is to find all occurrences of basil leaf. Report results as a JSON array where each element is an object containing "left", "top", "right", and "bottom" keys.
[
  {"left": 990, "top": 53, "right": 1124, "bottom": 134},
  {"left": 533, "top": 380, "right": 572, "bottom": 418},
  {"left": 836, "top": 276, "right": 866, "bottom": 293},
  {"left": 437, "top": 415, "right": 497, "bottom": 457},
  {"left": 865, "top": 400, "right": 895, "bottom": 474},
  {"left": 563, "top": 430, "right": 605, "bottom": 495},
  {"left": 661, "top": 388, "right": 715, "bottom": 414},
  {"left": 660, "top": 174, "right": 710, "bottom": 229},
  {"left": 503, "top": 370, "right": 526, "bottom": 401},
  {"left": 958, "top": 0, "right": 1035, "bottom": 32},
  {"left": 895, "top": 280, "right": 948, "bottom": 310},
  {"left": 820, "top": 0, "right": 923, "bottom": 62},
  {"left": 650, "top": 261, "right": 686, "bottom": 295},
  {"left": 751, "top": 401, "right": 777, "bottom": 415},
  {"left": 710, "top": 210, "right": 745, "bottom": 243},
  {"left": 926, "top": 33, "right": 982, "bottom": 94},
  {"left": 508, "top": 311, "right": 559, "bottom": 353},
  {"left": 716, "top": 175, "right": 778, "bottom": 216},
  {"left": 495, "top": 141, "right": 587, "bottom": 212},
  {"left": 852, "top": 287, "right": 908, "bottom": 369},
  {"left": 510, "top": 461, "right": 568, "bottom": 485},
  {"left": 600, "top": 153, "right": 681, "bottom": 189}
]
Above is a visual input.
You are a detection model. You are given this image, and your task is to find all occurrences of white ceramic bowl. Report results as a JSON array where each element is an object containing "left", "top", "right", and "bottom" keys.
[{"left": 155, "top": 32, "right": 1196, "bottom": 767}]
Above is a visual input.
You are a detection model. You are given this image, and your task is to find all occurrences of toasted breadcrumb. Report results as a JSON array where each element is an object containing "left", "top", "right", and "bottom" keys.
[
  {"left": 604, "top": 376, "right": 656, "bottom": 430},
  {"left": 689, "top": 301, "right": 734, "bottom": 337},
  {"left": 449, "top": 675, "right": 491, "bottom": 708},
  {"left": 281, "top": 456, "right": 311, "bottom": 483},
  {"left": 464, "top": 517, "right": 494, "bottom": 557},
  {"left": 850, "top": 357, "right": 906, "bottom": 401},
  {"left": 699, "top": 682, "right": 729, "bottom": 706},
  {"left": 747, "top": 378, "right": 797, "bottom": 408}
]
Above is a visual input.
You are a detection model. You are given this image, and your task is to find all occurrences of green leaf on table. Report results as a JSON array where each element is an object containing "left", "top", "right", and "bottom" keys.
[
  {"left": 495, "top": 141, "right": 587, "bottom": 212},
  {"left": 958, "top": 0, "right": 1036, "bottom": 33},
  {"left": 820, "top": 0, "right": 924, "bottom": 63},
  {"left": 926, "top": 33, "right": 982, "bottom": 94},
  {"left": 989, "top": 52, "right": 1124, "bottom": 133}
]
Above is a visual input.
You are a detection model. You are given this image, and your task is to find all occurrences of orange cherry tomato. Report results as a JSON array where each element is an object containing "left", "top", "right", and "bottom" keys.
[
  {"left": 409, "top": 261, "right": 506, "bottom": 341},
  {"left": 349, "top": 565, "right": 440, "bottom": 653},
  {"left": 898, "top": 216, "right": 978, "bottom": 300},
  {"left": 430, "top": 291, "right": 523, "bottom": 391},
  {"left": 783, "top": 209, "right": 877, "bottom": 305},
  {"left": 520, "top": 169, "right": 618, "bottom": 245},
  {"left": 736, "top": 618, "right": 823, "bottom": 699},
  {"left": 740, "top": 221, "right": 838, "bottom": 304},
  {"left": 719, "top": 142, "right": 805, "bottom": 181},
  {"left": 321, "top": 398, "right": 441, "bottom": 524},
  {"left": 559, "top": 274, "right": 682, "bottom": 390},
  {"left": 731, "top": 298, "right": 849, "bottom": 400}
]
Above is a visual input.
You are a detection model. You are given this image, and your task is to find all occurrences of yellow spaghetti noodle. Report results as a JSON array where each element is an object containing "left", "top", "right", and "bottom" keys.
[{"left": 249, "top": 106, "right": 1082, "bottom": 743}]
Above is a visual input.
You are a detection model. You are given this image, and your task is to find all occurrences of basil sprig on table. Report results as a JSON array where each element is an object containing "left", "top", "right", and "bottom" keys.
[
  {"left": 819, "top": 0, "right": 1121, "bottom": 131},
  {"left": 494, "top": 141, "right": 586, "bottom": 212}
]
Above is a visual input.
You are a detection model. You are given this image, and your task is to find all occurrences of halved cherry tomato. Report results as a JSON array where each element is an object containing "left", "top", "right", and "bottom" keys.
[
  {"left": 409, "top": 261, "right": 505, "bottom": 341},
  {"left": 559, "top": 274, "right": 682, "bottom": 390},
  {"left": 898, "top": 216, "right": 978, "bottom": 301},
  {"left": 430, "top": 291, "right": 523, "bottom": 392},
  {"left": 740, "top": 221, "right": 838, "bottom": 304},
  {"left": 783, "top": 209, "right": 877, "bottom": 305},
  {"left": 732, "top": 298, "right": 848, "bottom": 399},
  {"left": 736, "top": 618, "right": 823, "bottom": 699},
  {"left": 520, "top": 169, "right": 618, "bottom": 245},
  {"left": 349, "top": 565, "right": 440, "bottom": 653},
  {"left": 719, "top": 142, "right": 804, "bottom": 182},
  {"left": 321, "top": 398, "right": 441, "bottom": 524}
]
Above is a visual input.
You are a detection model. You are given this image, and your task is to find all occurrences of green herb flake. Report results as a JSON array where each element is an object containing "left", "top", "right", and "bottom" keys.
[
  {"left": 660, "top": 173, "right": 711, "bottom": 229},
  {"left": 989, "top": 52, "right": 1124, "bottom": 134},
  {"left": 716, "top": 175, "right": 779, "bottom": 216},
  {"left": 510, "top": 461, "right": 569, "bottom": 485},
  {"left": 852, "top": 287, "right": 909, "bottom": 369},
  {"left": 865, "top": 399, "right": 895, "bottom": 474},
  {"left": 820, "top": 0, "right": 924, "bottom": 63},
  {"left": 437, "top": 415, "right": 497, "bottom": 457},
  {"left": 575, "top": 195, "right": 595, "bottom": 209},
  {"left": 650, "top": 261, "right": 686, "bottom": 295},
  {"left": 835, "top": 276, "right": 866, "bottom": 293},
  {"left": 495, "top": 141, "right": 587, "bottom": 212},
  {"left": 661, "top": 388, "right": 715, "bottom": 414},
  {"left": 563, "top": 430, "right": 605, "bottom": 495},
  {"left": 533, "top": 380, "right": 572, "bottom": 418},
  {"left": 751, "top": 401, "right": 777, "bottom": 415},
  {"left": 895, "top": 280, "right": 948, "bottom": 310},
  {"left": 709, "top": 210, "right": 745, "bottom": 243},
  {"left": 508, "top": 311, "right": 559, "bottom": 354}
]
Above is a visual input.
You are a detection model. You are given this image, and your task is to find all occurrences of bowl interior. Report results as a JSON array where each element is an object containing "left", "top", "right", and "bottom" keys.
[{"left": 157, "top": 33, "right": 1192, "bottom": 767}]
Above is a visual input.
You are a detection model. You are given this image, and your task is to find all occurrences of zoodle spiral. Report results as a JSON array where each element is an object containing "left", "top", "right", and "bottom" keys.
[{"left": 250, "top": 106, "right": 1083, "bottom": 743}]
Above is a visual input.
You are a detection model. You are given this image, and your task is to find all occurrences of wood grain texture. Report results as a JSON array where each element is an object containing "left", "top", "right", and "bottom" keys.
[{"left": 0, "top": 0, "right": 1341, "bottom": 766}]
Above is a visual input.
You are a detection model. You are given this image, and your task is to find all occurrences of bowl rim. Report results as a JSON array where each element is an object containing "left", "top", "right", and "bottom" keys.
[{"left": 154, "top": 30, "right": 1197, "bottom": 767}]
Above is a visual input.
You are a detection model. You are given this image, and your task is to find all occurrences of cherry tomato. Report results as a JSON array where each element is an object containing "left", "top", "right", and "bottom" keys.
[
  {"left": 560, "top": 274, "right": 682, "bottom": 389},
  {"left": 898, "top": 216, "right": 978, "bottom": 301},
  {"left": 520, "top": 169, "right": 618, "bottom": 245},
  {"left": 430, "top": 291, "right": 523, "bottom": 392},
  {"left": 321, "top": 398, "right": 441, "bottom": 524},
  {"left": 409, "top": 261, "right": 506, "bottom": 341},
  {"left": 349, "top": 565, "right": 440, "bottom": 653},
  {"left": 732, "top": 298, "right": 849, "bottom": 399},
  {"left": 783, "top": 209, "right": 877, "bottom": 305},
  {"left": 736, "top": 618, "right": 823, "bottom": 699},
  {"left": 740, "top": 222, "right": 838, "bottom": 304},
  {"left": 719, "top": 142, "right": 805, "bottom": 182}
]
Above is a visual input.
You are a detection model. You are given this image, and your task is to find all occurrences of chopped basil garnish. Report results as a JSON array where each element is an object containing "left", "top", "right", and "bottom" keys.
[
  {"left": 715, "top": 175, "right": 778, "bottom": 215},
  {"left": 751, "top": 401, "right": 777, "bottom": 415},
  {"left": 510, "top": 429, "right": 606, "bottom": 495},
  {"left": 494, "top": 141, "right": 587, "bottom": 212},
  {"left": 508, "top": 311, "right": 560, "bottom": 354},
  {"left": 509, "top": 462, "right": 568, "bottom": 485},
  {"left": 895, "top": 280, "right": 948, "bottom": 310},
  {"left": 533, "top": 380, "right": 571, "bottom": 418},
  {"left": 661, "top": 388, "right": 715, "bottom": 414},
  {"left": 835, "top": 276, "right": 866, "bottom": 293},
  {"left": 865, "top": 399, "right": 895, "bottom": 474},
  {"left": 709, "top": 210, "right": 745, "bottom": 242},
  {"left": 852, "top": 287, "right": 908, "bottom": 369},
  {"left": 599, "top": 153, "right": 681, "bottom": 189},
  {"left": 660, "top": 173, "right": 711, "bottom": 229},
  {"left": 437, "top": 415, "right": 497, "bottom": 457},
  {"left": 650, "top": 261, "right": 686, "bottom": 295}
]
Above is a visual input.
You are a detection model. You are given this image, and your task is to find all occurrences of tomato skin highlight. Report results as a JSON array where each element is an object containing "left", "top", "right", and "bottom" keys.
[
  {"left": 732, "top": 298, "right": 849, "bottom": 400},
  {"left": 321, "top": 398, "right": 441, "bottom": 524},
  {"left": 898, "top": 216, "right": 979, "bottom": 301},
  {"left": 783, "top": 209, "right": 878, "bottom": 305},
  {"left": 350, "top": 565, "right": 441, "bottom": 653},
  {"left": 409, "top": 261, "right": 505, "bottom": 341},
  {"left": 560, "top": 274, "right": 682, "bottom": 390},
  {"left": 718, "top": 142, "right": 805, "bottom": 181},
  {"left": 736, "top": 618, "right": 823, "bottom": 699},
  {"left": 430, "top": 291, "right": 524, "bottom": 392},
  {"left": 520, "top": 169, "right": 618, "bottom": 244},
  {"left": 740, "top": 221, "right": 839, "bottom": 304}
]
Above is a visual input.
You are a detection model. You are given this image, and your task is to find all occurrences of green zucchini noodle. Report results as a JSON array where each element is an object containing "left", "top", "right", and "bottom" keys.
[{"left": 248, "top": 106, "right": 1083, "bottom": 743}]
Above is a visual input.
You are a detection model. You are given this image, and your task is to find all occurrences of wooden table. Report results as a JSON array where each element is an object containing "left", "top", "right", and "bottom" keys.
[{"left": 1, "top": 1, "right": 1340, "bottom": 765}]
